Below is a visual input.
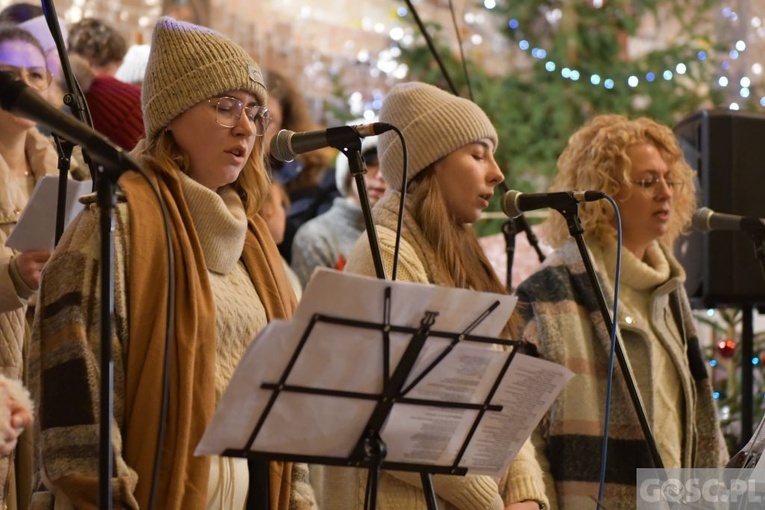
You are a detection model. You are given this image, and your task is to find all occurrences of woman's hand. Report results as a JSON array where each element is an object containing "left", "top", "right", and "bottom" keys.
[
  {"left": 506, "top": 501, "right": 541, "bottom": 510},
  {"left": 0, "top": 378, "right": 34, "bottom": 456},
  {"left": 15, "top": 249, "right": 52, "bottom": 290}
]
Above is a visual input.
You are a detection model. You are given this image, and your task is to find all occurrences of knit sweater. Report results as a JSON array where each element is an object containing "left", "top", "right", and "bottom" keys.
[
  {"left": 290, "top": 197, "right": 365, "bottom": 286},
  {"left": 0, "top": 128, "right": 57, "bottom": 510},
  {"left": 29, "top": 170, "right": 316, "bottom": 509},
  {"left": 513, "top": 237, "right": 728, "bottom": 510},
  {"left": 327, "top": 191, "right": 549, "bottom": 510},
  {"left": 179, "top": 173, "right": 265, "bottom": 508}
]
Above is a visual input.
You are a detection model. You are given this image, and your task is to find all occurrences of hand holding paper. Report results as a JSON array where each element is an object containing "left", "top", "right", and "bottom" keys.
[
  {"left": 13, "top": 249, "right": 52, "bottom": 290},
  {"left": 5, "top": 176, "right": 91, "bottom": 252}
]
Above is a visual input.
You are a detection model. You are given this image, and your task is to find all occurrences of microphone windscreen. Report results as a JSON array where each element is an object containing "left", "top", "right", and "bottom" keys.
[
  {"left": 501, "top": 190, "right": 523, "bottom": 218},
  {"left": 270, "top": 130, "right": 295, "bottom": 162},
  {"left": 692, "top": 207, "right": 714, "bottom": 232}
]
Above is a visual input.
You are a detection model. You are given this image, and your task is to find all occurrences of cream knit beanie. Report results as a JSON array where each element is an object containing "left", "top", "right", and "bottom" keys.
[
  {"left": 142, "top": 17, "right": 267, "bottom": 139},
  {"left": 378, "top": 82, "right": 497, "bottom": 191}
]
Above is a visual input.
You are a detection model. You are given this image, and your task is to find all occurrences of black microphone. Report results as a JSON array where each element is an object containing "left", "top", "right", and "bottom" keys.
[
  {"left": 270, "top": 122, "right": 394, "bottom": 162},
  {"left": 693, "top": 207, "right": 765, "bottom": 234},
  {"left": 0, "top": 71, "right": 139, "bottom": 172},
  {"left": 501, "top": 189, "right": 606, "bottom": 218}
]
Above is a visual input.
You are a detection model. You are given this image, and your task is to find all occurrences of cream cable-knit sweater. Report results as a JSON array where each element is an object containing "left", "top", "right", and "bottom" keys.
[
  {"left": 179, "top": 174, "right": 268, "bottom": 400},
  {"left": 180, "top": 174, "right": 317, "bottom": 510},
  {"left": 180, "top": 174, "right": 264, "bottom": 509},
  {"left": 592, "top": 240, "right": 687, "bottom": 469}
]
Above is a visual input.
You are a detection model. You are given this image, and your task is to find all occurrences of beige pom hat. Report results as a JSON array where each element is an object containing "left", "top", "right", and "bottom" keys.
[
  {"left": 141, "top": 17, "right": 267, "bottom": 139},
  {"left": 377, "top": 82, "right": 497, "bottom": 191}
]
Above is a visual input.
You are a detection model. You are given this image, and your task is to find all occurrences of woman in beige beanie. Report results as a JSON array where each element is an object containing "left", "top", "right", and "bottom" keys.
[
  {"left": 327, "top": 82, "right": 548, "bottom": 509},
  {"left": 30, "top": 17, "right": 314, "bottom": 510}
]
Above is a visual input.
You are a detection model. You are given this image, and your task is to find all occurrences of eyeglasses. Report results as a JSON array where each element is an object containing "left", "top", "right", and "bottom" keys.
[
  {"left": 207, "top": 96, "right": 270, "bottom": 135},
  {"left": 0, "top": 64, "right": 52, "bottom": 92},
  {"left": 630, "top": 176, "right": 684, "bottom": 196}
]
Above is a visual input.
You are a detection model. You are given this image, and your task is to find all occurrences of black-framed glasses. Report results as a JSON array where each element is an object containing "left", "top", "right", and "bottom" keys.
[
  {"left": 630, "top": 176, "right": 684, "bottom": 196},
  {"left": 0, "top": 64, "right": 51, "bottom": 92},
  {"left": 207, "top": 96, "right": 270, "bottom": 135}
]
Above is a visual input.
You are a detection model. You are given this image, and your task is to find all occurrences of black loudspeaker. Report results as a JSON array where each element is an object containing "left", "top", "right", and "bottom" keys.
[{"left": 674, "top": 109, "right": 765, "bottom": 308}]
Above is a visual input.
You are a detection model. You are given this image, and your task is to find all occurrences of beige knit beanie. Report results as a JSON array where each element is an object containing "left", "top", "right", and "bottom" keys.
[
  {"left": 378, "top": 82, "right": 497, "bottom": 191},
  {"left": 142, "top": 17, "right": 267, "bottom": 139}
]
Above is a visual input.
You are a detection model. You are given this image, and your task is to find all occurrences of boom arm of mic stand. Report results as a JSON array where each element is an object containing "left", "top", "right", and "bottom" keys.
[{"left": 558, "top": 205, "right": 664, "bottom": 471}]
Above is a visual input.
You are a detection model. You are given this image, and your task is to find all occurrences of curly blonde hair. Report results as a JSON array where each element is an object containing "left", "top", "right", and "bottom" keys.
[{"left": 543, "top": 114, "right": 696, "bottom": 248}]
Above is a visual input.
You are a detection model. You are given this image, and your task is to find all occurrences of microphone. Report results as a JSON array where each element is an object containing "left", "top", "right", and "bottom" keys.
[
  {"left": 692, "top": 207, "right": 765, "bottom": 234},
  {"left": 0, "top": 71, "right": 139, "bottom": 172},
  {"left": 270, "top": 122, "right": 394, "bottom": 162},
  {"left": 501, "top": 189, "right": 606, "bottom": 218}
]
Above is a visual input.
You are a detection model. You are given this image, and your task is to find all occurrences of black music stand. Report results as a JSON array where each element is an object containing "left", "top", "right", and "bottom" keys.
[{"left": 206, "top": 273, "right": 553, "bottom": 510}]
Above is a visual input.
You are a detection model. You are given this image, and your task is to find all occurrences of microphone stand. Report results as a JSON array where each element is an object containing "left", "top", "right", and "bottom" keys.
[
  {"left": 328, "top": 126, "right": 386, "bottom": 279},
  {"left": 40, "top": 2, "right": 118, "bottom": 507},
  {"left": 347, "top": 146, "right": 386, "bottom": 279},
  {"left": 248, "top": 132, "right": 386, "bottom": 510},
  {"left": 51, "top": 136, "right": 74, "bottom": 244},
  {"left": 41, "top": 0, "right": 96, "bottom": 245},
  {"left": 499, "top": 215, "right": 545, "bottom": 292},
  {"left": 738, "top": 221, "right": 765, "bottom": 445},
  {"left": 556, "top": 202, "right": 664, "bottom": 471},
  {"left": 515, "top": 214, "right": 546, "bottom": 263},
  {"left": 501, "top": 219, "right": 518, "bottom": 292}
]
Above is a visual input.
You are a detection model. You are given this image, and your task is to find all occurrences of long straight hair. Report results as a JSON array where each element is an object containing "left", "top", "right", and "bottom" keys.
[{"left": 408, "top": 167, "right": 513, "bottom": 337}]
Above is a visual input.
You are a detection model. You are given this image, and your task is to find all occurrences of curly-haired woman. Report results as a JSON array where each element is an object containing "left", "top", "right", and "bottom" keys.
[{"left": 512, "top": 114, "right": 729, "bottom": 509}]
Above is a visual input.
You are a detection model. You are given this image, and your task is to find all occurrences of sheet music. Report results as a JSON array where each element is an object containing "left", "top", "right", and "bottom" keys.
[
  {"left": 197, "top": 269, "right": 572, "bottom": 477},
  {"left": 5, "top": 176, "right": 92, "bottom": 251}
]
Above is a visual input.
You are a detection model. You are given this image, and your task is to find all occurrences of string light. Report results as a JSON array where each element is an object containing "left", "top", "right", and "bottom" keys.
[
  {"left": 502, "top": 12, "right": 763, "bottom": 110},
  {"left": 505, "top": 23, "right": 702, "bottom": 91}
]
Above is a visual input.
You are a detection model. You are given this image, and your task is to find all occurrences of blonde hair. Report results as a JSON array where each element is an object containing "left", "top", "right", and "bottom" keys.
[
  {"left": 408, "top": 168, "right": 512, "bottom": 336},
  {"left": 136, "top": 129, "right": 270, "bottom": 217},
  {"left": 543, "top": 114, "right": 696, "bottom": 248}
]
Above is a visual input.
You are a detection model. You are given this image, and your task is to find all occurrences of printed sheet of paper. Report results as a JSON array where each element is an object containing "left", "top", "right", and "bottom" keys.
[
  {"left": 5, "top": 176, "right": 92, "bottom": 251},
  {"left": 383, "top": 351, "right": 572, "bottom": 476},
  {"left": 197, "top": 269, "right": 572, "bottom": 476}
]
